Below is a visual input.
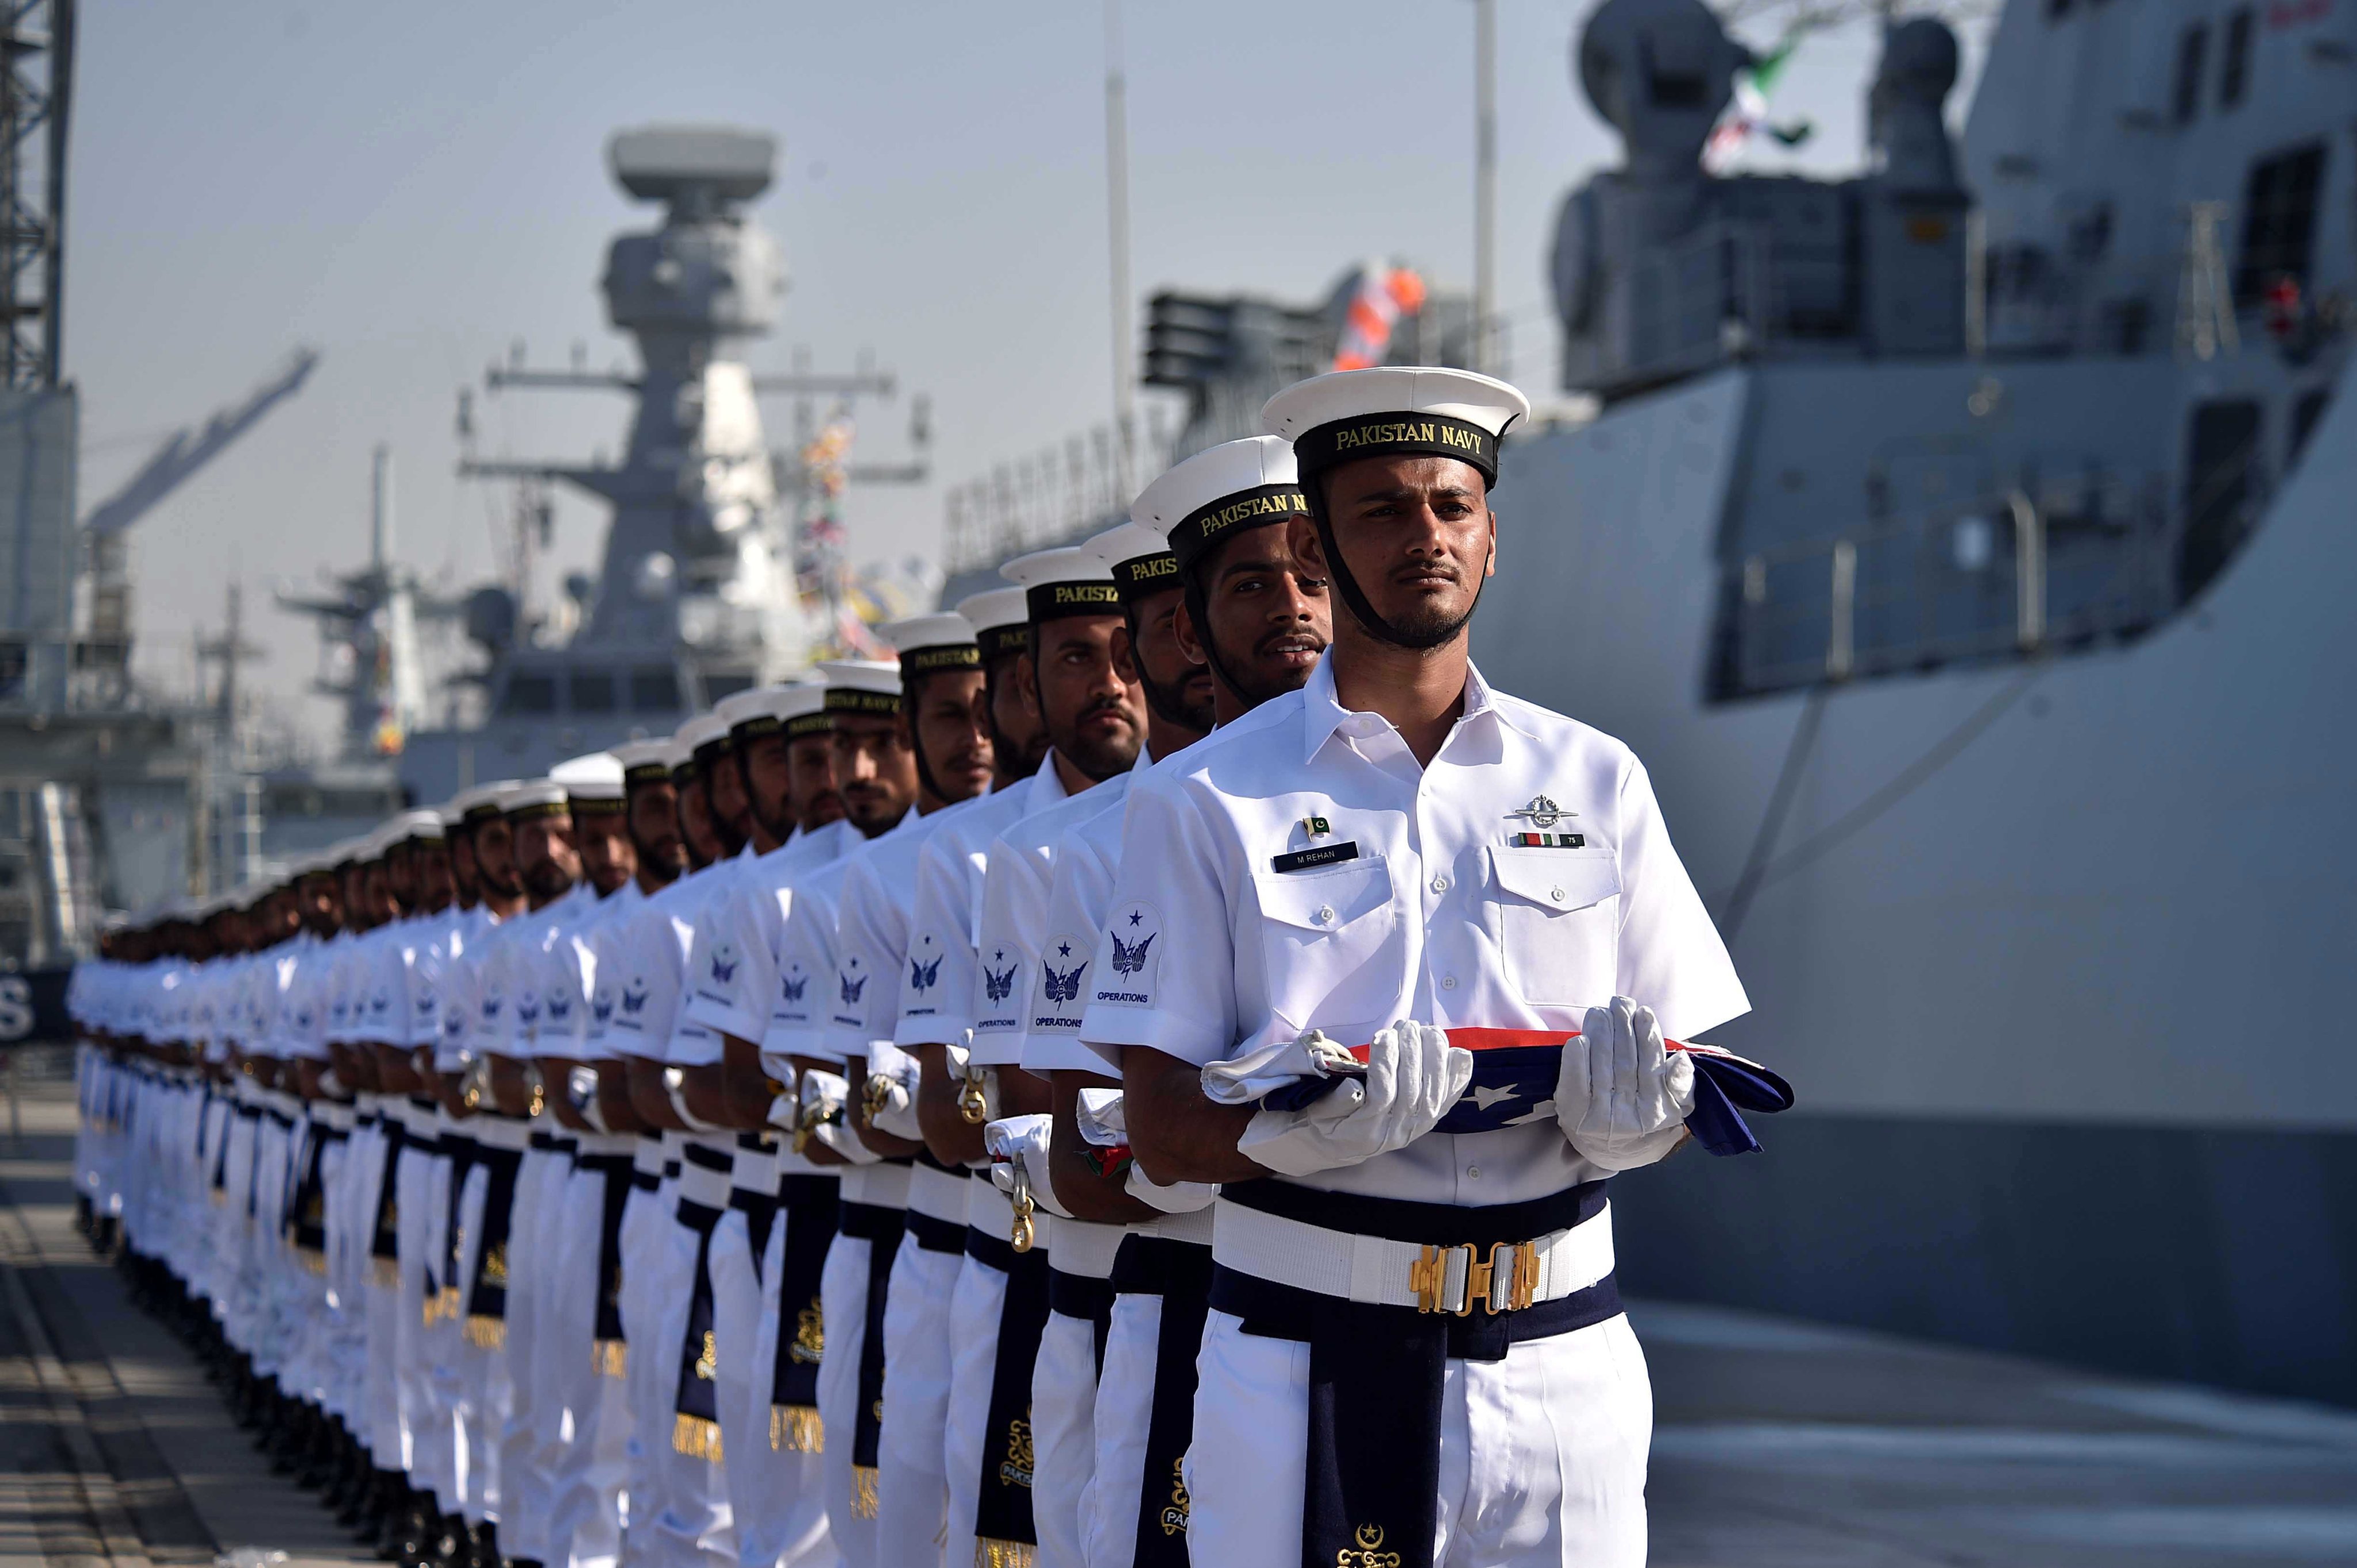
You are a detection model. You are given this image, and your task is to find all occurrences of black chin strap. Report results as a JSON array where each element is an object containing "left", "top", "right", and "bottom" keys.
[{"left": 1181, "top": 574, "right": 1257, "bottom": 710}]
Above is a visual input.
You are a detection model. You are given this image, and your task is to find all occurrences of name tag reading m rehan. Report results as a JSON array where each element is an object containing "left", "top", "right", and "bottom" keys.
[{"left": 1271, "top": 842, "right": 1360, "bottom": 875}]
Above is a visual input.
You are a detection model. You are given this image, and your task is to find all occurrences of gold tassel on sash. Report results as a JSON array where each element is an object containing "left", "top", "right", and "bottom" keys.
[
  {"left": 671, "top": 1412, "right": 725, "bottom": 1462},
  {"left": 592, "top": 1339, "right": 627, "bottom": 1379},
  {"left": 463, "top": 1315, "right": 507, "bottom": 1350},
  {"left": 298, "top": 1247, "right": 328, "bottom": 1276},
  {"left": 851, "top": 1465, "right": 879, "bottom": 1520},
  {"left": 768, "top": 1404, "right": 823, "bottom": 1453},
  {"left": 974, "top": 1542, "right": 1035, "bottom": 1568},
  {"left": 371, "top": 1256, "right": 400, "bottom": 1290}
]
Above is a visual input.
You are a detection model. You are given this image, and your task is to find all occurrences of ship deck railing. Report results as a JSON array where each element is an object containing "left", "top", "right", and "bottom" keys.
[{"left": 1722, "top": 444, "right": 2265, "bottom": 697}]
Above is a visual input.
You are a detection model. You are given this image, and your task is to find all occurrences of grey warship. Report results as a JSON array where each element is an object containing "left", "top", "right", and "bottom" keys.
[{"left": 1484, "top": 0, "right": 2355, "bottom": 1402}]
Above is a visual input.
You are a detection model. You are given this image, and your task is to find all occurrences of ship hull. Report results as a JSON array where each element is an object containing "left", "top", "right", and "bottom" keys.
[{"left": 1480, "top": 357, "right": 2357, "bottom": 1402}]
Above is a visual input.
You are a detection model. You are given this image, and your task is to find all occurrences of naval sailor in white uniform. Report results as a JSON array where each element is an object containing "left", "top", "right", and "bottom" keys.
[{"left": 1080, "top": 367, "right": 1751, "bottom": 1568}]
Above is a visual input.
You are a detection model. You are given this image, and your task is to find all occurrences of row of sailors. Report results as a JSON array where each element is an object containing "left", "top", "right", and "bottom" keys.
[{"left": 71, "top": 367, "right": 1754, "bottom": 1568}]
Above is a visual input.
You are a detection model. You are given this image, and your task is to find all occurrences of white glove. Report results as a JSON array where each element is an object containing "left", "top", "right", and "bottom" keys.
[
  {"left": 799, "top": 1068, "right": 849, "bottom": 1128},
  {"left": 1200, "top": 1028, "right": 1365, "bottom": 1105},
  {"left": 565, "top": 1065, "right": 610, "bottom": 1134},
  {"left": 1556, "top": 997, "right": 1693, "bottom": 1172},
  {"left": 812, "top": 1120, "right": 881, "bottom": 1163},
  {"left": 1236, "top": 1020, "right": 1472, "bottom": 1178},
  {"left": 865, "top": 1055, "right": 924, "bottom": 1142},
  {"left": 985, "top": 1113, "right": 1072, "bottom": 1219}
]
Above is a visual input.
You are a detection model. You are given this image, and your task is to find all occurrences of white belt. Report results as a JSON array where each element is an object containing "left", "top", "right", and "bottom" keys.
[
  {"left": 838, "top": 1162, "right": 910, "bottom": 1208},
  {"left": 1146, "top": 1204, "right": 1216, "bottom": 1247},
  {"left": 678, "top": 1163, "right": 732, "bottom": 1210},
  {"left": 631, "top": 1139, "right": 665, "bottom": 1177},
  {"left": 907, "top": 1163, "right": 970, "bottom": 1224},
  {"left": 1210, "top": 1196, "right": 1613, "bottom": 1317},
  {"left": 318, "top": 1102, "right": 356, "bottom": 1132},
  {"left": 1047, "top": 1218, "right": 1126, "bottom": 1279},
  {"left": 574, "top": 1131, "right": 639, "bottom": 1157},
  {"left": 730, "top": 1149, "right": 779, "bottom": 1193},
  {"left": 470, "top": 1116, "right": 531, "bottom": 1151}
]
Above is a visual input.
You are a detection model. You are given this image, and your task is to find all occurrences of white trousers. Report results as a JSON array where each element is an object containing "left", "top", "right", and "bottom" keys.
[
  {"left": 940, "top": 1252, "right": 1010, "bottom": 1568},
  {"left": 1181, "top": 1308, "right": 1655, "bottom": 1568},
  {"left": 873, "top": 1235, "right": 961, "bottom": 1568},
  {"left": 549, "top": 1160, "right": 631, "bottom": 1568},
  {"left": 1030, "top": 1308, "right": 1099, "bottom": 1568},
  {"left": 1080, "top": 1293, "right": 1163, "bottom": 1568},
  {"left": 638, "top": 1207, "right": 733, "bottom": 1568},
  {"left": 499, "top": 1144, "right": 561, "bottom": 1561},
  {"left": 725, "top": 1204, "right": 832, "bottom": 1568}
]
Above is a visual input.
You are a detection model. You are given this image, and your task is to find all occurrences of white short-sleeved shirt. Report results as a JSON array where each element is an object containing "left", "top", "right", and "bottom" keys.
[
  {"left": 501, "top": 883, "right": 598, "bottom": 1056},
  {"left": 677, "top": 819, "right": 865, "bottom": 1063},
  {"left": 1020, "top": 796, "right": 1133, "bottom": 1078},
  {"left": 1080, "top": 657, "right": 1748, "bottom": 1206},
  {"left": 895, "top": 760, "right": 1068, "bottom": 1049},
  {"left": 969, "top": 774, "right": 1134, "bottom": 1066},
  {"left": 273, "top": 932, "right": 337, "bottom": 1062},
  {"left": 543, "top": 882, "right": 641, "bottom": 1062},
  {"left": 826, "top": 798, "right": 984, "bottom": 1074},
  {"left": 587, "top": 864, "right": 720, "bottom": 1064},
  {"left": 422, "top": 906, "right": 496, "bottom": 1072}
]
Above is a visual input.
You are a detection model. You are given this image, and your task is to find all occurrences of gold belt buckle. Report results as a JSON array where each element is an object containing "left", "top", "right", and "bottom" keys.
[{"left": 1411, "top": 1239, "right": 1543, "bottom": 1315}]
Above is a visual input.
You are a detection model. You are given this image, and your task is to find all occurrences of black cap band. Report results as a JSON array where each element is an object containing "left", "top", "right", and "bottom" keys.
[
  {"left": 623, "top": 761, "right": 672, "bottom": 787},
  {"left": 1025, "top": 581, "right": 1122, "bottom": 624},
  {"left": 977, "top": 623, "right": 1030, "bottom": 662},
  {"left": 505, "top": 799, "right": 572, "bottom": 822},
  {"left": 1166, "top": 485, "right": 1310, "bottom": 576},
  {"left": 898, "top": 643, "right": 982, "bottom": 677},
  {"left": 785, "top": 711, "right": 833, "bottom": 739},
  {"left": 729, "top": 714, "right": 782, "bottom": 739},
  {"left": 1290, "top": 413, "right": 1501, "bottom": 487},
  {"left": 825, "top": 688, "right": 901, "bottom": 718},
  {"left": 1110, "top": 551, "right": 1182, "bottom": 602},
  {"left": 692, "top": 737, "right": 733, "bottom": 768},
  {"left": 462, "top": 801, "right": 505, "bottom": 825}
]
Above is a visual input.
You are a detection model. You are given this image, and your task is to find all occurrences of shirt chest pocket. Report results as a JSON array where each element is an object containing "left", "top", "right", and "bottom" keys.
[
  {"left": 1488, "top": 846, "right": 1620, "bottom": 1009},
  {"left": 1250, "top": 856, "right": 1402, "bottom": 1037}
]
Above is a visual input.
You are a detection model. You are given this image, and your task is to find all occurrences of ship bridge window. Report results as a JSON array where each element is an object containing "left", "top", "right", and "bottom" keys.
[
  {"left": 2234, "top": 142, "right": 2326, "bottom": 305},
  {"left": 2176, "top": 399, "right": 2264, "bottom": 604},
  {"left": 501, "top": 673, "right": 557, "bottom": 716},
  {"left": 2219, "top": 9, "right": 2254, "bottom": 108},
  {"left": 569, "top": 671, "right": 617, "bottom": 714},
  {"left": 630, "top": 666, "right": 681, "bottom": 711},
  {"left": 2172, "top": 23, "right": 2209, "bottom": 125}
]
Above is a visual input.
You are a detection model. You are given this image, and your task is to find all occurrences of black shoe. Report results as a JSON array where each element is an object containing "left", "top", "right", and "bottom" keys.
[
  {"left": 378, "top": 1486, "right": 427, "bottom": 1561},
  {"left": 464, "top": 1521, "right": 498, "bottom": 1568}
]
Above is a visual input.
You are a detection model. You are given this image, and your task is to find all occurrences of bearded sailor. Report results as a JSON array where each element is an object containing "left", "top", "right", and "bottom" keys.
[{"left": 1083, "top": 368, "right": 1754, "bottom": 1568}]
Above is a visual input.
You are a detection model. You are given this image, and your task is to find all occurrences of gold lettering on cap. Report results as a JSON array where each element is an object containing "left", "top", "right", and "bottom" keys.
[{"left": 1050, "top": 583, "right": 1120, "bottom": 606}]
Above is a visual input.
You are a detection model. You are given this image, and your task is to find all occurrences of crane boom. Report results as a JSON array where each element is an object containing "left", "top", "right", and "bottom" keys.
[{"left": 79, "top": 346, "right": 320, "bottom": 535}]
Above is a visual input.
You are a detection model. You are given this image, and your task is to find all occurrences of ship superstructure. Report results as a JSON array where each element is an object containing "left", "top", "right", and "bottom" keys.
[
  {"left": 398, "top": 125, "right": 926, "bottom": 802},
  {"left": 1483, "top": 0, "right": 2355, "bottom": 1401}
]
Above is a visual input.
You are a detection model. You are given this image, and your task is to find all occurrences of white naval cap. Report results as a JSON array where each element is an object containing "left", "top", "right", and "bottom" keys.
[
  {"left": 612, "top": 737, "right": 681, "bottom": 787},
  {"left": 498, "top": 777, "right": 572, "bottom": 818},
  {"left": 552, "top": 750, "right": 627, "bottom": 807},
  {"left": 674, "top": 711, "right": 728, "bottom": 757},
  {"left": 880, "top": 612, "right": 982, "bottom": 680},
  {"left": 1082, "top": 520, "right": 1183, "bottom": 602},
  {"left": 818, "top": 658, "right": 902, "bottom": 720},
  {"left": 386, "top": 807, "right": 447, "bottom": 847},
  {"left": 1130, "top": 435, "right": 1309, "bottom": 574},
  {"left": 955, "top": 586, "right": 1030, "bottom": 662},
  {"left": 715, "top": 682, "right": 808, "bottom": 740},
  {"left": 1261, "top": 366, "right": 1529, "bottom": 489},
  {"left": 1001, "top": 545, "right": 1120, "bottom": 625},
  {"left": 450, "top": 779, "right": 522, "bottom": 826}
]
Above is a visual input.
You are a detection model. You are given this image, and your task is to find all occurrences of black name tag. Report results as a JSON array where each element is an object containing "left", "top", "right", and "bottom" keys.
[{"left": 1271, "top": 842, "right": 1360, "bottom": 875}]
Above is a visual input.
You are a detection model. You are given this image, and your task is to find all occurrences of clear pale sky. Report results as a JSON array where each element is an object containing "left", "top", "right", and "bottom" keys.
[{"left": 68, "top": 0, "right": 1979, "bottom": 748}]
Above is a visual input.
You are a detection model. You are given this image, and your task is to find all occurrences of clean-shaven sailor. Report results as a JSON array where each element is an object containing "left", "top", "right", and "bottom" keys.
[{"left": 1083, "top": 368, "right": 1750, "bottom": 1568}]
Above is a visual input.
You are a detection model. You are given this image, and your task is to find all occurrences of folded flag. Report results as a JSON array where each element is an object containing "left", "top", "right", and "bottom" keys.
[{"left": 1255, "top": 1026, "right": 1793, "bottom": 1151}]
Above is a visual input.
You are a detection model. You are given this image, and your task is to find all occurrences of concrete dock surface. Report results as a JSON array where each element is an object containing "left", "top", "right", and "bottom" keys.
[{"left": 3, "top": 1060, "right": 2352, "bottom": 1566}]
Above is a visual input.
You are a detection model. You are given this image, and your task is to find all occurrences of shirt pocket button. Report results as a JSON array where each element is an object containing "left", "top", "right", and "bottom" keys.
[{"left": 1313, "top": 906, "right": 1335, "bottom": 925}]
